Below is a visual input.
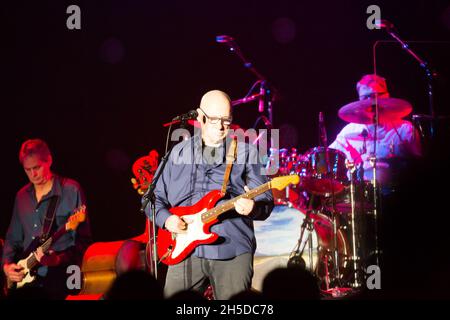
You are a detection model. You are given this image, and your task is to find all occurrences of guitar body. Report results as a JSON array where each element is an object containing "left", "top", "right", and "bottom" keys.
[
  {"left": 157, "top": 190, "right": 223, "bottom": 265},
  {"left": 156, "top": 175, "right": 300, "bottom": 266},
  {"left": 5, "top": 206, "right": 86, "bottom": 294},
  {"left": 16, "top": 254, "right": 34, "bottom": 289},
  {"left": 6, "top": 253, "right": 35, "bottom": 290}
]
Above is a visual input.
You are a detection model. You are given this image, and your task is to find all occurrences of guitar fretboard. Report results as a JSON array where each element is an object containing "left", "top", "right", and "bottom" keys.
[
  {"left": 26, "top": 227, "right": 67, "bottom": 269},
  {"left": 201, "top": 181, "right": 271, "bottom": 223}
]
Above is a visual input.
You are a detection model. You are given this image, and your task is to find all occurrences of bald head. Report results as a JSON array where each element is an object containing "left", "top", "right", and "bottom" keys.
[
  {"left": 197, "top": 90, "right": 233, "bottom": 146},
  {"left": 199, "top": 90, "right": 232, "bottom": 116}
]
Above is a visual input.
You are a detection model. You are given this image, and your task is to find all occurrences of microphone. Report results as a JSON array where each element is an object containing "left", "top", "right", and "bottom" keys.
[
  {"left": 216, "top": 35, "right": 235, "bottom": 43},
  {"left": 172, "top": 110, "right": 198, "bottom": 121},
  {"left": 375, "top": 19, "right": 394, "bottom": 30},
  {"left": 258, "top": 83, "right": 265, "bottom": 113},
  {"left": 216, "top": 35, "right": 238, "bottom": 52},
  {"left": 319, "top": 112, "right": 327, "bottom": 147}
]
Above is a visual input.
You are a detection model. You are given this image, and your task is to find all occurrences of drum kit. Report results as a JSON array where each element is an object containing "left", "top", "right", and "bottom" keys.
[{"left": 253, "top": 96, "right": 414, "bottom": 296}]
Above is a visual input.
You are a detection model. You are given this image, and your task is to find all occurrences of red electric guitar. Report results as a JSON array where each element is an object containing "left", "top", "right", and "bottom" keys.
[{"left": 157, "top": 175, "right": 300, "bottom": 265}]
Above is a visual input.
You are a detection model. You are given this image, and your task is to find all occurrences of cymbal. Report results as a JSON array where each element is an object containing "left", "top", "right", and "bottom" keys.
[{"left": 338, "top": 98, "right": 412, "bottom": 124}]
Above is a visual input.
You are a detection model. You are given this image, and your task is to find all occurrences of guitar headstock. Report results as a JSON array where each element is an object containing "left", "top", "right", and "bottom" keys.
[
  {"left": 66, "top": 205, "right": 87, "bottom": 231},
  {"left": 270, "top": 175, "right": 300, "bottom": 190}
]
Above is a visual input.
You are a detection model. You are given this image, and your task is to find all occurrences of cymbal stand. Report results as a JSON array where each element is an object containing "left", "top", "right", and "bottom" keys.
[
  {"left": 369, "top": 98, "right": 381, "bottom": 267},
  {"left": 320, "top": 115, "right": 342, "bottom": 285},
  {"left": 346, "top": 160, "right": 362, "bottom": 288},
  {"left": 325, "top": 151, "right": 342, "bottom": 287}
]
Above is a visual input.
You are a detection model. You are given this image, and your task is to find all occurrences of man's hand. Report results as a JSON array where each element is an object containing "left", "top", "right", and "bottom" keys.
[
  {"left": 338, "top": 140, "right": 363, "bottom": 165},
  {"left": 3, "top": 263, "right": 25, "bottom": 283},
  {"left": 234, "top": 186, "right": 255, "bottom": 216},
  {"left": 34, "top": 247, "right": 61, "bottom": 267},
  {"left": 165, "top": 215, "right": 193, "bottom": 234}
]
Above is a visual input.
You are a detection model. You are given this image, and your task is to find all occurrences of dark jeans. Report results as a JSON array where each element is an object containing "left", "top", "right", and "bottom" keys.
[{"left": 164, "top": 253, "right": 253, "bottom": 300}]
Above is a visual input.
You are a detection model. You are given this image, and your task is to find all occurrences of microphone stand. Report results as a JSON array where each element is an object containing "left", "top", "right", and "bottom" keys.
[
  {"left": 379, "top": 25, "right": 437, "bottom": 136},
  {"left": 140, "top": 118, "right": 189, "bottom": 279},
  {"left": 218, "top": 35, "right": 278, "bottom": 126},
  {"left": 219, "top": 37, "right": 266, "bottom": 82}
]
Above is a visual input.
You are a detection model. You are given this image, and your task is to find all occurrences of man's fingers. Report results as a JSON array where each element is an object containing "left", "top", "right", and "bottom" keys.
[
  {"left": 181, "top": 217, "right": 193, "bottom": 224},
  {"left": 33, "top": 251, "right": 43, "bottom": 262},
  {"left": 11, "top": 274, "right": 24, "bottom": 281},
  {"left": 8, "top": 270, "right": 25, "bottom": 282},
  {"left": 13, "top": 264, "right": 23, "bottom": 271}
]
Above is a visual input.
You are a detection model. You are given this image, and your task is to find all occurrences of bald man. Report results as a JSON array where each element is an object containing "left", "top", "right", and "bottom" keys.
[{"left": 148, "top": 90, "right": 274, "bottom": 299}]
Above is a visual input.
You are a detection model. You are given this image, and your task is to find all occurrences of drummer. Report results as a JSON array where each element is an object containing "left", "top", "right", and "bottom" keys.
[{"left": 329, "top": 74, "right": 422, "bottom": 187}]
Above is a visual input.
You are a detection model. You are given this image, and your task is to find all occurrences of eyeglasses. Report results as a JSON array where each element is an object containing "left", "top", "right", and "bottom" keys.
[{"left": 199, "top": 107, "right": 232, "bottom": 126}]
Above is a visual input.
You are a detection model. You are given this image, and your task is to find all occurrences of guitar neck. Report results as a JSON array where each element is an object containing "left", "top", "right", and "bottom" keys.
[
  {"left": 201, "top": 181, "right": 271, "bottom": 223},
  {"left": 26, "top": 226, "right": 67, "bottom": 269}
]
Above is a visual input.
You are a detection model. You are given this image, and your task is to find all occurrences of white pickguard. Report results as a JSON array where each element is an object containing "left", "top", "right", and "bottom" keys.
[
  {"left": 16, "top": 253, "right": 35, "bottom": 289},
  {"left": 171, "top": 209, "right": 214, "bottom": 260}
]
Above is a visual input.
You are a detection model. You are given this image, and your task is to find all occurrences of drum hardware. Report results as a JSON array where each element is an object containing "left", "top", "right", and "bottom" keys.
[
  {"left": 289, "top": 206, "right": 316, "bottom": 272},
  {"left": 375, "top": 21, "right": 437, "bottom": 134},
  {"left": 291, "top": 183, "right": 344, "bottom": 291},
  {"left": 253, "top": 205, "right": 319, "bottom": 292},
  {"left": 319, "top": 128, "right": 344, "bottom": 288},
  {"left": 338, "top": 95, "right": 388, "bottom": 267},
  {"left": 346, "top": 160, "right": 362, "bottom": 288},
  {"left": 329, "top": 184, "right": 342, "bottom": 288},
  {"left": 369, "top": 96, "right": 381, "bottom": 267},
  {"left": 369, "top": 154, "right": 381, "bottom": 267}
]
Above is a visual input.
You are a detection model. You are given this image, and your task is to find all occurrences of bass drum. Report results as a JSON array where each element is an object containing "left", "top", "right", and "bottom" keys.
[{"left": 252, "top": 205, "right": 350, "bottom": 291}]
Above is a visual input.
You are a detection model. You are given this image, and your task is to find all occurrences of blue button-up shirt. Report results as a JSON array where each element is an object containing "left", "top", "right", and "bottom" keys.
[
  {"left": 2, "top": 175, "right": 92, "bottom": 276},
  {"left": 146, "top": 135, "right": 274, "bottom": 260}
]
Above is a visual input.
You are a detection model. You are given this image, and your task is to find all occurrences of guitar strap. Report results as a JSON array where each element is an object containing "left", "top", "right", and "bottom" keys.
[
  {"left": 221, "top": 138, "right": 237, "bottom": 195},
  {"left": 40, "top": 177, "right": 65, "bottom": 244}
]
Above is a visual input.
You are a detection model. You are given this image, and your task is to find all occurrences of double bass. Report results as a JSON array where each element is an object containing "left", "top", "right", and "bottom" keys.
[{"left": 66, "top": 150, "right": 159, "bottom": 299}]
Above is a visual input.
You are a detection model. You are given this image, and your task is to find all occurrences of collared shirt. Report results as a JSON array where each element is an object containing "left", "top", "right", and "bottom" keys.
[
  {"left": 2, "top": 175, "right": 92, "bottom": 276},
  {"left": 146, "top": 135, "right": 274, "bottom": 260},
  {"left": 329, "top": 120, "right": 421, "bottom": 184}
]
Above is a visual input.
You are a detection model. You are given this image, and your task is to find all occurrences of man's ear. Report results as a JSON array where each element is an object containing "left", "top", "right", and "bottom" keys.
[{"left": 197, "top": 108, "right": 206, "bottom": 124}]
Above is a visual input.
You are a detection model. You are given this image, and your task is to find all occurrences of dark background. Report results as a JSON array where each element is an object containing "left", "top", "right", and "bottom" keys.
[{"left": 2, "top": 0, "right": 449, "bottom": 242}]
